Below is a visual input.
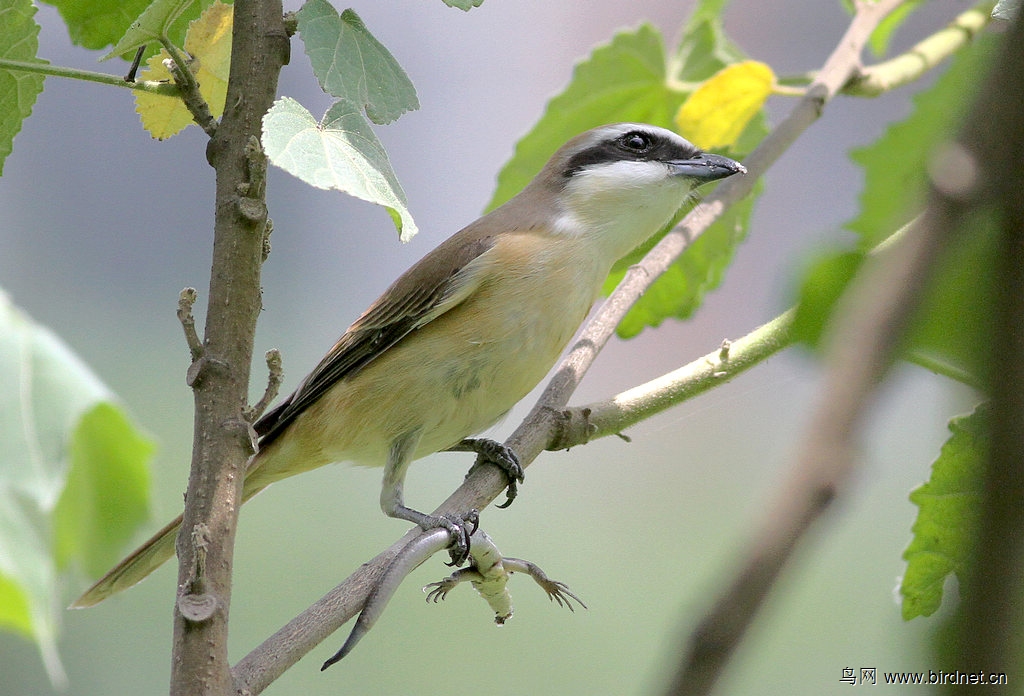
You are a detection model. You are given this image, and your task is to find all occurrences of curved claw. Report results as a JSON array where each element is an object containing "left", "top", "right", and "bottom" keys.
[
  {"left": 439, "top": 513, "right": 472, "bottom": 566},
  {"left": 451, "top": 438, "right": 524, "bottom": 509}
]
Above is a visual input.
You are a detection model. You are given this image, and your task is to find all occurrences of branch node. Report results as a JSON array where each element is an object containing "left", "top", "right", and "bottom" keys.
[
  {"left": 546, "top": 406, "right": 597, "bottom": 451},
  {"left": 177, "top": 523, "right": 218, "bottom": 623},
  {"left": 224, "top": 417, "right": 259, "bottom": 455},
  {"left": 929, "top": 141, "right": 980, "bottom": 203},
  {"left": 186, "top": 355, "right": 230, "bottom": 388},
  {"left": 237, "top": 136, "right": 269, "bottom": 223},
  {"left": 718, "top": 338, "right": 732, "bottom": 362}
]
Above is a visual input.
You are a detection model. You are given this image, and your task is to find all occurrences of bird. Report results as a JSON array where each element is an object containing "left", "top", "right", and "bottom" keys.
[{"left": 71, "top": 123, "right": 745, "bottom": 608}]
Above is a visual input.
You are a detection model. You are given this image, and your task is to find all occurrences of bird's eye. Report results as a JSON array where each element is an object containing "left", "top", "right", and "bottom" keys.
[{"left": 621, "top": 131, "right": 652, "bottom": 152}]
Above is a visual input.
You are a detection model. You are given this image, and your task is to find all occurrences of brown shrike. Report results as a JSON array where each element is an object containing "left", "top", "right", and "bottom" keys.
[{"left": 73, "top": 123, "right": 744, "bottom": 608}]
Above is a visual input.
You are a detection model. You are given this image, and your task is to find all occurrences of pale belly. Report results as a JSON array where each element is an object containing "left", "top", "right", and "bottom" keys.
[{"left": 245, "top": 238, "right": 605, "bottom": 490}]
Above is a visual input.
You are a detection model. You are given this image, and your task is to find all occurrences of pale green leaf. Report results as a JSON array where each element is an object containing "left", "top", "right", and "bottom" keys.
[
  {"left": 297, "top": 0, "right": 418, "bottom": 125},
  {"left": 0, "top": 0, "right": 46, "bottom": 176},
  {"left": 0, "top": 290, "right": 111, "bottom": 505},
  {"left": 54, "top": 403, "right": 154, "bottom": 577},
  {"left": 901, "top": 405, "right": 987, "bottom": 619},
  {"left": 101, "top": 0, "right": 196, "bottom": 60},
  {"left": 262, "top": 97, "right": 417, "bottom": 240},
  {"left": 0, "top": 290, "right": 153, "bottom": 682}
]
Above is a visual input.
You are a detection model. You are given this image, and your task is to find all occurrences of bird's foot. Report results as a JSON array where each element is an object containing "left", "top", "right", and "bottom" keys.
[{"left": 450, "top": 438, "right": 524, "bottom": 508}]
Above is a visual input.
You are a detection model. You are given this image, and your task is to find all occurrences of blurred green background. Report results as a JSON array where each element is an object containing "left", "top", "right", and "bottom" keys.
[{"left": 1, "top": 0, "right": 976, "bottom": 693}]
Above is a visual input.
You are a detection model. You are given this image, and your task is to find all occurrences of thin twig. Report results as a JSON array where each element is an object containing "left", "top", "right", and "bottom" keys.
[
  {"left": 160, "top": 39, "right": 218, "bottom": 137},
  {"left": 177, "top": 287, "right": 203, "bottom": 362},
  {"left": 845, "top": 1, "right": 993, "bottom": 97},
  {"left": 246, "top": 349, "right": 283, "bottom": 422},
  {"left": 0, "top": 57, "right": 180, "bottom": 95},
  {"left": 551, "top": 309, "right": 795, "bottom": 450}
]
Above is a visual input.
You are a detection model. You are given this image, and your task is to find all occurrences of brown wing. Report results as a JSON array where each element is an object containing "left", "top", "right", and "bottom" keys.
[{"left": 253, "top": 232, "right": 497, "bottom": 447}]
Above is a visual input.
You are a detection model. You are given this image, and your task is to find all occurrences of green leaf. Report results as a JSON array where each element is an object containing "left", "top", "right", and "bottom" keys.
[
  {"left": 792, "top": 35, "right": 999, "bottom": 385},
  {"left": 101, "top": 0, "right": 196, "bottom": 60},
  {"left": 53, "top": 403, "right": 154, "bottom": 577},
  {"left": 0, "top": 571, "right": 32, "bottom": 638},
  {"left": 487, "top": 23, "right": 676, "bottom": 212},
  {"left": 670, "top": 0, "right": 742, "bottom": 83},
  {"left": 440, "top": 0, "right": 483, "bottom": 9},
  {"left": 849, "top": 32, "right": 998, "bottom": 248},
  {"left": 788, "top": 250, "right": 865, "bottom": 351},
  {"left": 0, "top": 0, "right": 46, "bottom": 177},
  {"left": 297, "top": 0, "right": 418, "bottom": 125},
  {"left": 901, "top": 405, "right": 988, "bottom": 620},
  {"left": 0, "top": 290, "right": 153, "bottom": 684},
  {"left": 38, "top": 0, "right": 219, "bottom": 56},
  {"left": 262, "top": 96, "right": 417, "bottom": 240},
  {"left": 908, "top": 210, "right": 996, "bottom": 387},
  {"left": 868, "top": 0, "right": 925, "bottom": 57}
]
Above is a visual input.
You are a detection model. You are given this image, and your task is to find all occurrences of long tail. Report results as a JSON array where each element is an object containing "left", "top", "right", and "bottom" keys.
[
  {"left": 70, "top": 514, "right": 183, "bottom": 608},
  {"left": 71, "top": 437, "right": 315, "bottom": 608},
  {"left": 70, "top": 477, "right": 273, "bottom": 609}
]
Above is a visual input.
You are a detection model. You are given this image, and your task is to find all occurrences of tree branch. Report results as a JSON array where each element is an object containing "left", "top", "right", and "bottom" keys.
[
  {"left": 0, "top": 56, "right": 181, "bottom": 95},
  {"left": 228, "top": 1, "right": 919, "bottom": 689},
  {"left": 845, "top": 1, "right": 993, "bottom": 97},
  {"left": 945, "top": 6, "right": 1024, "bottom": 686},
  {"left": 168, "top": 0, "right": 288, "bottom": 693},
  {"left": 551, "top": 309, "right": 795, "bottom": 450},
  {"left": 160, "top": 38, "right": 218, "bottom": 137}
]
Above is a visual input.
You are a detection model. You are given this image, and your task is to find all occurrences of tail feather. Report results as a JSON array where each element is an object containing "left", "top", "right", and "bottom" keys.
[{"left": 69, "top": 514, "right": 182, "bottom": 609}]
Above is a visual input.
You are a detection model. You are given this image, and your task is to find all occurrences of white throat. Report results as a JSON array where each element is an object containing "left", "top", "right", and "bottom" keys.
[{"left": 553, "top": 159, "right": 694, "bottom": 262}]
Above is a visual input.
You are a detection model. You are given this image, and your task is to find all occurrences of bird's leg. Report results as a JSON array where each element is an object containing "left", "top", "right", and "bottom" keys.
[
  {"left": 448, "top": 438, "right": 524, "bottom": 508},
  {"left": 382, "top": 429, "right": 475, "bottom": 565}
]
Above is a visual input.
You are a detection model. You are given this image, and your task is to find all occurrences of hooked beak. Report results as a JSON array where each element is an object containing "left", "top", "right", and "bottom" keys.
[{"left": 667, "top": 152, "right": 746, "bottom": 182}]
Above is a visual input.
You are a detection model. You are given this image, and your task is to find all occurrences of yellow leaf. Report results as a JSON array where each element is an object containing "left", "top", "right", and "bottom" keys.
[
  {"left": 675, "top": 60, "right": 774, "bottom": 151},
  {"left": 134, "top": 1, "right": 232, "bottom": 140}
]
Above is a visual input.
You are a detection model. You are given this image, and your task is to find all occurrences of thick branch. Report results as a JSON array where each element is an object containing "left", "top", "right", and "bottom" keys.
[
  {"left": 169, "top": 0, "right": 288, "bottom": 694},
  {"left": 947, "top": 6, "right": 1024, "bottom": 687}
]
